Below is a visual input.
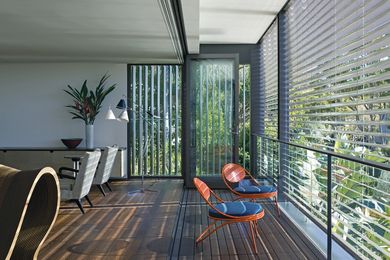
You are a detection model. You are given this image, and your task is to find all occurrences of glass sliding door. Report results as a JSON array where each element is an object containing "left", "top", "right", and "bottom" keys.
[{"left": 184, "top": 55, "right": 239, "bottom": 187}]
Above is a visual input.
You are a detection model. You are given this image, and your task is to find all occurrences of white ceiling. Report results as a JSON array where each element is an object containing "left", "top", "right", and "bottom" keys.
[
  {"left": 199, "top": 0, "right": 287, "bottom": 44},
  {"left": 0, "top": 0, "right": 192, "bottom": 63},
  {"left": 0, "top": 0, "right": 285, "bottom": 62},
  {"left": 181, "top": 0, "right": 200, "bottom": 54}
]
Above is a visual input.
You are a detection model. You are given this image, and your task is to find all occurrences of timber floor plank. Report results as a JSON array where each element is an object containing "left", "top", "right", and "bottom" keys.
[
  {"left": 176, "top": 189, "right": 325, "bottom": 260},
  {"left": 268, "top": 206, "right": 324, "bottom": 260},
  {"left": 39, "top": 180, "right": 183, "bottom": 260},
  {"left": 170, "top": 188, "right": 188, "bottom": 259},
  {"left": 261, "top": 203, "right": 305, "bottom": 259},
  {"left": 39, "top": 180, "right": 325, "bottom": 260},
  {"left": 179, "top": 190, "right": 195, "bottom": 259}
]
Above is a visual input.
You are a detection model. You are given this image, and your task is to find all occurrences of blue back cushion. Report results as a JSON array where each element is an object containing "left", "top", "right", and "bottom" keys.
[
  {"left": 234, "top": 179, "right": 277, "bottom": 194},
  {"left": 209, "top": 201, "right": 263, "bottom": 218}
]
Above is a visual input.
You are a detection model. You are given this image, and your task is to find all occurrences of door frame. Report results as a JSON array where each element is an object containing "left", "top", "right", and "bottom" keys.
[{"left": 183, "top": 54, "right": 239, "bottom": 188}]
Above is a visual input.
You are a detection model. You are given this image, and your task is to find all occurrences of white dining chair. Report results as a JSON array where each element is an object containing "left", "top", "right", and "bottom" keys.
[
  {"left": 58, "top": 150, "right": 101, "bottom": 214},
  {"left": 93, "top": 146, "right": 118, "bottom": 196}
]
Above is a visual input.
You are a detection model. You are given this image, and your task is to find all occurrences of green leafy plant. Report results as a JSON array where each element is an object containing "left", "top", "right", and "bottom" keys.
[{"left": 64, "top": 74, "right": 116, "bottom": 124}]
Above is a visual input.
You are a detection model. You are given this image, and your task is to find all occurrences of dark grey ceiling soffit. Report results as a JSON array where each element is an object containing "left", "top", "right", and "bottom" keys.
[{"left": 200, "top": 44, "right": 257, "bottom": 64}]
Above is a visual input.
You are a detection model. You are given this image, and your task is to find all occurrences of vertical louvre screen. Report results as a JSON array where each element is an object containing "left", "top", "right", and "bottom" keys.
[
  {"left": 129, "top": 65, "right": 182, "bottom": 177},
  {"left": 282, "top": 0, "right": 390, "bottom": 259},
  {"left": 239, "top": 64, "right": 251, "bottom": 169},
  {"left": 258, "top": 21, "right": 279, "bottom": 183}
]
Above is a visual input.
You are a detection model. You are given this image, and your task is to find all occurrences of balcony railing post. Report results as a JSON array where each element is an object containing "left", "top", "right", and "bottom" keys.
[{"left": 327, "top": 154, "right": 332, "bottom": 259}]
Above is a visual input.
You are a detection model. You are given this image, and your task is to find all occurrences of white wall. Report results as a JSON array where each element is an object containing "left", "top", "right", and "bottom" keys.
[{"left": 0, "top": 63, "right": 127, "bottom": 148}]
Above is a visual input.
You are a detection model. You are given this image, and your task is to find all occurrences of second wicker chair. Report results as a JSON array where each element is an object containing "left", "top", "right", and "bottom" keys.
[{"left": 221, "top": 163, "right": 280, "bottom": 216}]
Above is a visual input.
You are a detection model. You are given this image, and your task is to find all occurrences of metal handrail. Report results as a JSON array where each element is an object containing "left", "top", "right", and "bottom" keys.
[{"left": 254, "top": 134, "right": 390, "bottom": 171}]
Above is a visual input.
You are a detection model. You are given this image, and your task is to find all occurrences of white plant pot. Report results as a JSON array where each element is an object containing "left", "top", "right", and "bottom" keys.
[{"left": 85, "top": 124, "right": 94, "bottom": 149}]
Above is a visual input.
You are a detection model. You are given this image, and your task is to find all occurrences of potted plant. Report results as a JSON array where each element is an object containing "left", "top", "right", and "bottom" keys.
[{"left": 64, "top": 73, "right": 116, "bottom": 148}]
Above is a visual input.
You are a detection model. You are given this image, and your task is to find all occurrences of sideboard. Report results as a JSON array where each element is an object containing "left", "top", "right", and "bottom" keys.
[{"left": 0, "top": 147, "right": 127, "bottom": 179}]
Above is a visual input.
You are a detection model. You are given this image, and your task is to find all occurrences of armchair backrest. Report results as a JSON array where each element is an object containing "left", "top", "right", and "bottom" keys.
[
  {"left": 193, "top": 177, "right": 241, "bottom": 220},
  {"left": 73, "top": 150, "right": 101, "bottom": 199},
  {"left": 222, "top": 163, "right": 246, "bottom": 184},
  {"left": 193, "top": 177, "right": 211, "bottom": 202},
  {"left": 93, "top": 146, "right": 118, "bottom": 185}
]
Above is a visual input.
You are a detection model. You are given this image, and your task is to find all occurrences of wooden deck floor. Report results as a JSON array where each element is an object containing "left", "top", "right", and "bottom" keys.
[{"left": 39, "top": 180, "right": 324, "bottom": 259}]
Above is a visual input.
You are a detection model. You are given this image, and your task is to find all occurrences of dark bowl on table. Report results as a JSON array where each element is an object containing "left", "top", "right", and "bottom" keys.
[{"left": 61, "top": 138, "right": 83, "bottom": 149}]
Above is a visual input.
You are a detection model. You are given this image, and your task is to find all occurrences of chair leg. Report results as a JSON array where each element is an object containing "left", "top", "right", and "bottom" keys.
[
  {"left": 75, "top": 199, "right": 85, "bottom": 214},
  {"left": 196, "top": 221, "right": 217, "bottom": 244},
  {"left": 97, "top": 185, "right": 106, "bottom": 196},
  {"left": 85, "top": 195, "right": 93, "bottom": 207},
  {"left": 196, "top": 221, "right": 230, "bottom": 244},
  {"left": 105, "top": 182, "right": 112, "bottom": 192},
  {"left": 249, "top": 221, "right": 258, "bottom": 254},
  {"left": 274, "top": 196, "right": 281, "bottom": 217},
  {"left": 254, "top": 220, "right": 260, "bottom": 237}
]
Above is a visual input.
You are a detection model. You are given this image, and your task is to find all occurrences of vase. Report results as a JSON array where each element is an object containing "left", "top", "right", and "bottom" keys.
[{"left": 85, "top": 124, "right": 94, "bottom": 149}]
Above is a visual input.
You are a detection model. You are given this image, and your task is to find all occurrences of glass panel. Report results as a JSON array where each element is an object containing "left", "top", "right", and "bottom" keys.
[
  {"left": 257, "top": 137, "right": 280, "bottom": 185},
  {"left": 332, "top": 158, "right": 390, "bottom": 259},
  {"left": 284, "top": 142, "right": 329, "bottom": 227},
  {"left": 192, "top": 59, "right": 235, "bottom": 176}
]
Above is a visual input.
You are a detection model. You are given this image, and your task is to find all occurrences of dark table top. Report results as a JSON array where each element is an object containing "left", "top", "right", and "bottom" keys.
[{"left": 64, "top": 155, "right": 84, "bottom": 160}]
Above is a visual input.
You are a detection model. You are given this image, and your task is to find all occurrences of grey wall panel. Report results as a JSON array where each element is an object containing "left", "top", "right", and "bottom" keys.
[{"left": 200, "top": 44, "right": 257, "bottom": 64}]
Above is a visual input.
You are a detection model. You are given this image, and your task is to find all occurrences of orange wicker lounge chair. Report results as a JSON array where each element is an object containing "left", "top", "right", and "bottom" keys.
[
  {"left": 222, "top": 163, "right": 280, "bottom": 216},
  {"left": 193, "top": 177, "right": 265, "bottom": 254}
]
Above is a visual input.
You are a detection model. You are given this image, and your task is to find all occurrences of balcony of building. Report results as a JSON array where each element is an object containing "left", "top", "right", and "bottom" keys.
[{"left": 0, "top": 0, "right": 388, "bottom": 259}]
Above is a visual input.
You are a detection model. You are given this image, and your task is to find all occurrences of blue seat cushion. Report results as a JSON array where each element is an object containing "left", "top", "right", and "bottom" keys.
[
  {"left": 209, "top": 201, "right": 263, "bottom": 218},
  {"left": 234, "top": 180, "right": 276, "bottom": 194}
]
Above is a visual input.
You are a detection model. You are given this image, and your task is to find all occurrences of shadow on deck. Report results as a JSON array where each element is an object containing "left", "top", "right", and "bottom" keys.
[{"left": 39, "top": 180, "right": 324, "bottom": 259}]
